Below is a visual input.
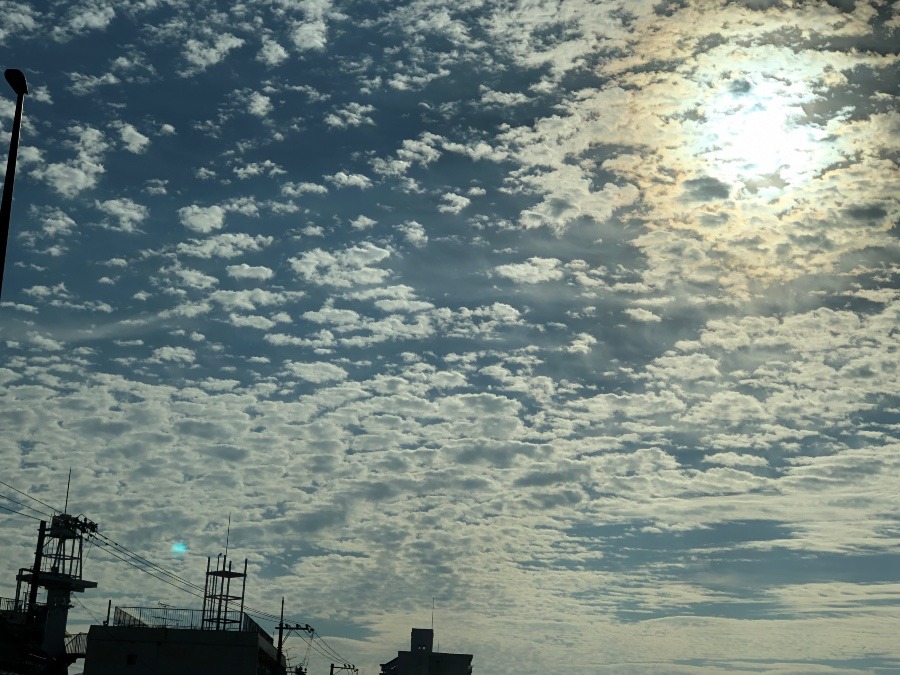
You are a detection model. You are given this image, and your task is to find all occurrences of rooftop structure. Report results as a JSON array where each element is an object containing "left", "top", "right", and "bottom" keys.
[
  {"left": 380, "top": 628, "right": 473, "bottom": 675},
  {"left": 0, "top": 512, "right": 97, "bottom": 674},
  {"left": 1, "top": 493, "right": 358, "bottom": 674},
  {"left": 83, "top": 553, "right": 287, "bottom": 675},
  {"left": 83, "top": 606, "right": 284, "bottom": 675}
]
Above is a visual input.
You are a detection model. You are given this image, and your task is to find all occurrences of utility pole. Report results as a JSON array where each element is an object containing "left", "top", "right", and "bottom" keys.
[
  {"left": 25, "top": 520, "right": 46, "bottom": 626},
  {"left": 0, "top": 68, "right": 28, "bottom": 299},
  {"left": 275, "top": 604, "right": 314, "bottom": 675},
  {"left": 277, "top": 597, "right": 285, "bottom": 673}
]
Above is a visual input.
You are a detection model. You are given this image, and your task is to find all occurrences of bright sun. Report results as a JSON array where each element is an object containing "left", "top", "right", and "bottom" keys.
[{"left": 701, "top": 76, "right": 826, "bottom": 187}]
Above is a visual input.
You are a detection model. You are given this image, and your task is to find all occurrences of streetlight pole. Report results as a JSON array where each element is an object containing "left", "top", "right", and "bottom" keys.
[{"left": 0, "top": 68, "right": 28, "bottom": 300}]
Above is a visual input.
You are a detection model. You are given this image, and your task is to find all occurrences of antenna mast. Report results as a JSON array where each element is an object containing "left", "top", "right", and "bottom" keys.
[{"left": 64, "top": 467, "right": 71, "bottom": 513}]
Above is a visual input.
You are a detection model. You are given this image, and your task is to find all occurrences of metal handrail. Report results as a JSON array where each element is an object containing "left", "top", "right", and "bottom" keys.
[
  {"left": 0, "top": 596, "right": 45, "bottom": 613},
  {"left": 65, "top": 632, "right": 88, "bottom": 655},
  {"left": 112, "top": 606, "right": 272, "bottom": 642}
]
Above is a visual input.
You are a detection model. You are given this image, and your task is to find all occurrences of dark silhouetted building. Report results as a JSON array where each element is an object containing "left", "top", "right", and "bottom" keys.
[
  {"left": 380, "top": 628, "right": 472, "bottom": 675},
  {"left": 82, "top": 607, "right": 284, "bottom": 675}
]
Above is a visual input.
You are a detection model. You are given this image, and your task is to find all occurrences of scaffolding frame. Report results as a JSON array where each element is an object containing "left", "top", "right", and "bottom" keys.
[{"left": 201, "top": 553, "right": 248, "bottom": 631}]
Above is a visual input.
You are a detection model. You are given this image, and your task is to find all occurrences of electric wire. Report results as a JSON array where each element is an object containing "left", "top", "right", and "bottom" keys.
[
  {"left": 314, "top": 632, "right": 347, "bottom": 662},
  {"left": 93, "top": 538, "right": 204, "bottom": 598},
  {"left": 314, "top": 630, "right": 354, "bottom": 664},
  {"left": 298, "top": 631, "right": 348, "bottom": 665},
  {"left": 92, "top": 532, "right": 206, "bottom": 594},
  {"left": 74, "top": 596, "right": 104, "bottom": 624},
  {"left": 91, "top": 539, "right": 206, "bottom": 601},
  {"left": 0, "top": 492, "right": 53, "bottom": 519},
  {"left": 0, "top": 502, "right": 44, "bottom": 521},
  {"left": 0, "top": 479, "right": 61, "bottom": 513},
  {"left": 239, "top": 606, "right": 355, "bottom": 666}
]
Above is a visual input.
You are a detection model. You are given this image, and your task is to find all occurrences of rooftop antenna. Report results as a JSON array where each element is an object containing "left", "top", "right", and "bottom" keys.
[
  {"left": 431, "top": 597, "right": 434, "bottom": 630},
  {"left": 225, "top": 513, "right": 231, "bottom": 558},
  {"left": 64, "top": 467, "right": 72, "bottom": 513}
]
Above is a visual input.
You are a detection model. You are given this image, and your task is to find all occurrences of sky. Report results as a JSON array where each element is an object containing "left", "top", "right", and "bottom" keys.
[{"left": 0, "top": 0, "right": 898, "bottom": 672}]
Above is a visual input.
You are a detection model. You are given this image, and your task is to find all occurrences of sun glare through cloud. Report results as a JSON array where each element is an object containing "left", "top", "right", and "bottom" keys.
[{"left": 701, "top": 75, "right": 828, "bottom": 188}]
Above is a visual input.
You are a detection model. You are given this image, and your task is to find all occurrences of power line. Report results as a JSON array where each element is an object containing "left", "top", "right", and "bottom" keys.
[
  {"left": 74, "top": 596, "right": 104, "bottom": 624},
  {"left": 299, "top": 631, "right": 349, "bottom": 665},
  {"left": 0, "top": 502, "right": 44, "bottom": 521},
  {"left": 91, "top": 539, "right": 206, "bottom": 601},
  {"left": 0, "top": 478, "right": 61, "bottom": 513},
  {"left": 314, "top": 631, "right": 353, "bottom": 664},
  {"left": 239, "top": 607, "right": 354, "bottom": 666},
  {"left": 92, "top": 538, "right": 203, "bottom": 597},
  {"left": 0, "top": 492, "right": 52, "bottom": 519},
  {"left": 93, "top": 532, "right": 206, "bottom": 594},
  {"left": 314, "top": 632, "right": 345, "bottom": 661}
]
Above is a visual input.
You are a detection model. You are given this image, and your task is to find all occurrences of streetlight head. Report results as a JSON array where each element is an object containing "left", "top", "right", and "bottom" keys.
[{"left": 4, "top": 69, "right": 27, "bottom": 96}]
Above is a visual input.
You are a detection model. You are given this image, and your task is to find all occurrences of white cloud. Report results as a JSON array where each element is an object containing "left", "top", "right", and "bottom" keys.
[
  {"left": 258, "top": 37, "right": 289, "bottom": 66},
  {"left": 437, "top": 193, "right": 470, "bottom": 214},
  {"left": 397, "top": 220, "right": 427, "bottom": 247},
  {"left": 31, "top": 207, "right": 76, "bottom": 238},
  {"left": 495, "top": 257, "right": 564, "bottom": 284},
  {"left": 281, "top": 181, "right": 328, "bottom": 197},
  {"left": 143, "top": 179, "right": 167, "bottom": 195},
  {"left": 290, "top": 243, "right": 391, "bottom": 288},
  {"left": 0, "top": 2, "right": 38, "bottom": 43},
  {"left": 228, "top": 313, "right": 276, "bottom": 330},
  {"left": 151, "top": 346, "right": 196, "bottom": 363},
  {"left": 480, "top": 87, "right": 530, "bottom": 107},
  {"left": 210, "top": 289, "right": 299, "bottom": 311},
  {"left": 284, "top": 361, "right": 348, "bottom": 383},
  {"left": 174, "top": 267, "right": 218, "bottom": 290},
  {"left": 178, "top": 205, "right": 226, "bottom": 233},
  {"left": 182, "top": 34, "right": 245, "bottom": 75},
  {"left": 291, "top": 19, "right": 328, "bottom": 51},
  {"left": 372, "top": 134, "right": 442, "bottom": 176},
  {"left": 326, "top": 171, "right": 373, "bottom": 189},
  {"left": 226, "top": 264, "right": 274, "bottom": 280},
  {"left": 567, "top": 332, "right": 597, "bottom": 354},
  {"left": 53, "top": 2, "right": 115, "bottom": 40},
  {"left": 350, "top": 215, "right": 377, "bottom": 230},
  {"left": 69, "top": 72, "right": 119, "bottom": 96},
  {"left": 248, "top": 92, "right": 273, "bottom": 117},
  {"left": 23, "top": 282, "right": 69, "bottom": 299},
  {"left": 26, "top": 332, "right": 64, "bottom": 351},
  {"left": 116, "top": 122, "right": 150, "bottom": 153},
  {"left": 178, "top": 234, "right": 274, "bottom": 258},
  {"left": 624, "top": 307, "right": 662, "bottom": 323},
  {"left": 325, "top": 102, "right": 376, "bottom": 128},
  {"left": 704, "top": 452, "right": 769, "bottom": 468},
  {"left": 96, "top": 198, "right": 148, "bottom": 233},
  {"left": 234, "top": 160, "right": 285, "bottom": 180},
  {"left": 30, "top": 125, "right": 107, "bottom": 197}
]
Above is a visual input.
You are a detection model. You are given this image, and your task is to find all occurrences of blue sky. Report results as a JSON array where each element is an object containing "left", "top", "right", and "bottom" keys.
[{"left": 1, "top": 0, "right": 898, "bottom": 672}]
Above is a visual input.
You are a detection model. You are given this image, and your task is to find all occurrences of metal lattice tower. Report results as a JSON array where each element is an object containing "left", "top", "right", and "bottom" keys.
[
  {"left": 14, "top": 513, "right": 98, "bottom": 660},
  {"left": 201, "top": 553, "right": 248, "bottom": 631}
]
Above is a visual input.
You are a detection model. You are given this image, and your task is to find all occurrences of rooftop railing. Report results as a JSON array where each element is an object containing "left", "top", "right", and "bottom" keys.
[
  {"left": 65, "top": 632, "right": 88, "bottom": 656},
  {"left": 0, "top": 596, "right": 46, "bottom": 613},
  {"left": 113, "top": 606, "right": 272, "bottom": 643}
]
